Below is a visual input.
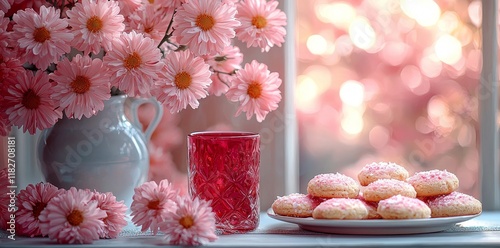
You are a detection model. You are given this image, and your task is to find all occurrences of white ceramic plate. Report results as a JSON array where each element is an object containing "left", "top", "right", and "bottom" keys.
[{"left": 267, "top": 208, "right": 480, "bottom": 235}]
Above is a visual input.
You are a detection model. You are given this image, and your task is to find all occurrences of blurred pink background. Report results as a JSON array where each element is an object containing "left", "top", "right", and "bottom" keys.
[{"left": 296, "top": 0, "right": 482, "bottom": 198}]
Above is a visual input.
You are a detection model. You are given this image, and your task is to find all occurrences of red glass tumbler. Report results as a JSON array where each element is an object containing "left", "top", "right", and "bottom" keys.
[{"left": 188, "top": 131, "right": 260, "bottom": 234}]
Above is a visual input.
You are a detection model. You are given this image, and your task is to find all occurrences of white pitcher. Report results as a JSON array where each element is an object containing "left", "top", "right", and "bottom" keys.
[{"left": 37, "top": 95, "right": 162, "bottom": 208}]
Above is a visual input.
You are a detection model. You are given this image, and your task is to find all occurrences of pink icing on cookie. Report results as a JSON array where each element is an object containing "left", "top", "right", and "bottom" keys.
[
  {"left": 379, "top": 195, "right": 428, "bottom": 211},
  {"left": 408, "top": 169, "right": 456, "bottom": 182},
  {"left": 362, "top": 162, "right": 404, "bottom": 174},
  {"left": 318, "top": 198, "right": 363, "bottom": 210},
  {"left": 312, "top": 173, "right": 356, "bottom": 186},
  {"left": 358, "top": 162, "right": 409, "bottom": 186},
  {"left": 366, "top": 178, "right": 413, "bottom": 190},
  {"left": 427, "top": 192, "right": 478, "bottom": 208},
  {"left": 272, "top": 193, "right": 324, "bottom": 217}
]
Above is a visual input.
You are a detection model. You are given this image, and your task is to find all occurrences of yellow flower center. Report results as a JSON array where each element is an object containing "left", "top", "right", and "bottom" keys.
[
  {"left": 70, "top": 75, "right": 91, "bottom": 94},
  {"left": 124, "top": 52, "right": 142, "bottom": 70},
  {"left": 252, "top": 15, "right": 267, "bottom": 29},
  {"left": 196, "top": 14, "right": 215, "bottom": 31},
  {"left": 32, "top": 202, "right": 47, "bottom": 219},
  {"left": 22, "top": 89, "right": 41, "bottom": 110},
  {"left": 179, "top": 216, "right": 194, "bottom": 229},
  {"left": 67, "top": 210, "right": 84, "bottom": 226},
  {"left": 175, "top": 72, "right": 192, "bottom": 90},
  {"left": 147, "top": 200, "right": 161, "bottom": 210},
  {"left": 247, "top": 82, "right": 262, "bottom": 99},
  {"left": 148, "top": 0, "right": 154, "bottom": 3},
  {"left": 86, "top": 16, "right": 103, "bottom": 33},
  {"left": 33, "top": 27, "right": 51, "bottom": 43}
]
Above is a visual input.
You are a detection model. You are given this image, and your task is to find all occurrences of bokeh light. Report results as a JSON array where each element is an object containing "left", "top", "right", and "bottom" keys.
[
  {"left": 401, "top": 0, "right": 441, "bottom": 27},
  {"left": 339, "top": 80, "right": 365, "bottom": 106},
  {"left": 349, "top": 17, "right": 376, "bottom": 50},
  {"left": 297, "top": 0, "right": 482, "bottom": 199},
  {"left": 307, "top": 34, "right": 329, "bottom": 55},
  {"left": 316, "top": 2, "right": 356, "bottom": 30},
  {"left": 434, "top": 34, "right": 463, "bottom": 65}
]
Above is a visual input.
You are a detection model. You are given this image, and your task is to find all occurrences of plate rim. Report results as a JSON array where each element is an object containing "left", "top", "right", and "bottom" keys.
[{"left": 266, "top": 208, "right": 481, "bottom": 232}]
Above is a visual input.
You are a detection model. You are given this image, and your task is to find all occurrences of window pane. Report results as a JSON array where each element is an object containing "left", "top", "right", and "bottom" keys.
[{"left": 296, "top": 0, "right": 481, "bottom": 198}]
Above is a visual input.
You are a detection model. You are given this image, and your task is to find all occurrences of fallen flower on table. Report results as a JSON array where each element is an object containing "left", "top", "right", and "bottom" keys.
[
  {"left": 16, "top": 182, "right": 64, "bottom": 237},
  {"left": 131, "top": 179, "right": 219, "bottom": 246},
  {"left": 2, "top": 179, "right": 218, "bottom": 245},
  {"left": 130, "top": 179, "right": 178, "bottom": 235},
  {"left": 91, "top": 191, "right": 128, "bottom": 239},
  {"left": 159, "top": 196, "right": 218, "bottom": 246},
  {"left": 38, "top": 187, "right": 107, "bottom": 244}
]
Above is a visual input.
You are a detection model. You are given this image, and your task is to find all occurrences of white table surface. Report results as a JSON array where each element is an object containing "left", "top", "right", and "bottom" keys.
[{"left": 1, "top": 211, "right": 499, "bottom": 248}]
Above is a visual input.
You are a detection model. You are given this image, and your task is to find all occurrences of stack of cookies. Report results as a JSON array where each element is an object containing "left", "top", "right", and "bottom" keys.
[{"left": 271, "top": 162, "right": 482, "bottom": 220}]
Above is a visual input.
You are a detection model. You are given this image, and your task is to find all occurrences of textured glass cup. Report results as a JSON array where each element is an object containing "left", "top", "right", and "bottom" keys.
[{"left": 188, "top": 131, "right": 260, "bottom": 234}]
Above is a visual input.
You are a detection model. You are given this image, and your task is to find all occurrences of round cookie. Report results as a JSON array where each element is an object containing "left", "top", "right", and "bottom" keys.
[
  {"left": 426, "top": 192, "right": 482, "bottom": 218},
  {"left": 307, "top": 173, "right": 360, "bottom": 199},
  {"left": 377, "top": 195, "right": 431, "bottom": 219},
  {"left": 271, "top": 193, "right": 323, "bottom": 217},
  {"left": 358, "top": 162, "right": 409, "bottom": 186},
  {"left": 406, "top": 169, "right": 459, "bottom": 197},
  {"left": 362, "top": 179, "right": 417, "bottom": 202},
  {"left": 312, "top": 198, "right": 368, "bottom": 220}
]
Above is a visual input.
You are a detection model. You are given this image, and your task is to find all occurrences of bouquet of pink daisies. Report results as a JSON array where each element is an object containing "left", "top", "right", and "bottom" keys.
[{"left": 0, "top": 0, "right": 287, "bottom": 136}]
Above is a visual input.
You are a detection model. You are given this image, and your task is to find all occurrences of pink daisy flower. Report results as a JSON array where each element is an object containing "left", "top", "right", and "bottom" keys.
[
  {"left": 66, "top": 0, "right": 125, "bottom": 55},
  {"left": 0, "top": 56, "right": 24, "bottom": 85},
  {"left": 226, "top": 60, "right": 282, "bottom": 122},
  {"left": 236, "top": 0, "right": 287, "bottom": 52},
  {"left": 38, "top": 187, "right": 106, "bottom": 244},
  {"left": 104, "top": 31, "right": 163, "bottom": 97},
  {"left": 0, "top": 10, "right": 14, "bottom": 60},
  {"left": 0, "top": 57, "right": 24, "bottom": 136},
  {"left": 203, "top": 45, "right": 243, "bottom": 96},
  {"left": 118, "top": 0, "right": 141, "bottom": 16},
  {"left": 130, "top": 179, "right": 178, "bottom": 235},
  {"left": 91, "top": 191, "right": 128, "bottom": 239},
  {"left": 16, "top": 182, "right": 63, "bottom": 237},
  {"left": 148, "top": 143, "right": 176, "bottom": 182},
  {"left": 11, "top": 6, "right": 73, "bottom": 70},
  {"left": 159, "top": 196, "right": 218, "bottom": 246},
  {"left": 127, "top": 5, "right": 171, "bottom": 46},
  {"left": 0, "top": 168, "right": 10, "bottom": 231},
  {"left": 50, "top": 54, "right": 111, "bottom": 119},
  {"left": 153, "top": 50, "right": 211, "bottom": 113},
  {"left": 0, "top": 0, "right": 12, "bottom": 13},
  {"left": 4, "top": 70, "right": 62, "bottom": 134},
  {"left": 172, "top": 0, "right": 240, "bottom": 56}
]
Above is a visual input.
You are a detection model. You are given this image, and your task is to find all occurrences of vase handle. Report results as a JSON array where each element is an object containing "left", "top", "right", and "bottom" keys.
[{"left": 130, "top": 97, "right": 163, "bottom": 141}]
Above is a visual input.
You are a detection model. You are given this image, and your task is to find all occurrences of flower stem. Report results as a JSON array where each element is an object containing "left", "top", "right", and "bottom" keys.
[{"left": 158, "top": 10, "right": 177, "bottom": 49}]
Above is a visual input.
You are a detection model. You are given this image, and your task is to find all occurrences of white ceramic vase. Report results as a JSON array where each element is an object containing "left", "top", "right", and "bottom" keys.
[{"left": 37, "top": 95, "right": 162, "bottom": 208}]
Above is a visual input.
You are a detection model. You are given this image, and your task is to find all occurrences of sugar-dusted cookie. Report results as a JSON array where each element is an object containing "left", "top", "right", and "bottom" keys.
[
  {"left": 271, "top": 193, "right": 323, "bottom": 217},
  {"left": 358, "top": 162, "right": 409, "bottom": 186},
  {"left": 362, "top": 179, "right": 417, "bottom": 202},
  {"left": 426, "top": 192, "right": 482, "bottom": 218},
  {"left": 377, "top": 195, "right": 431, "bottom": 219},
  {"left": 307, "top": 173, "right": 360, "bottom": 199},
  {"left": 406, "top": 169, "right": 459, "bottom": 197},
  {"left": 312, "top": 198, "right": 368, "bottom": 220}
]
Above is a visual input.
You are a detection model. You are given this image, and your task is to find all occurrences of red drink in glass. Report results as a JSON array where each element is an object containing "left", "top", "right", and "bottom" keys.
[{"left": 188, "top": 132, "right": 260, "bottom": 234}]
